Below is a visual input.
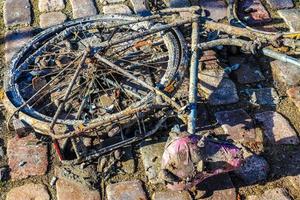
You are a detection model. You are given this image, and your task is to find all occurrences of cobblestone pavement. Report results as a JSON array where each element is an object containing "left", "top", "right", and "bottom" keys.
[{"left": 1, "top": 0, "right": 300, "bottom": 200}]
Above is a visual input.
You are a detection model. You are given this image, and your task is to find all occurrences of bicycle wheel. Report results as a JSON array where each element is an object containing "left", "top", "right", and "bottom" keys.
[{"left": 4, "top": 15, "right": 188, "bottom": 135}]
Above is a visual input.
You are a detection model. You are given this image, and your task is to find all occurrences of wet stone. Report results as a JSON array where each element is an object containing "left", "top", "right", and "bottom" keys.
[
  {"left": 266, "top": 0, "right": 294, "bottom": 10},
  {"left": 234, "top": 148, "right": 269, "bottom": 184},
  {"left": 199, "top": 0, "right": 227, "bottom": 21},
  {"left": 229, "top": 56, "right": 265, "bottom": 84},
  {"left": 56, "top": 178, "right": 101, "bottom": 200},
  {"left": 287, "top": 87, "right": 300, "bottom": 112},
  {"left": 40, "top": 12, "right": 67, "bottom": 28},
  {"left": 248, "top": 188, "right": 292, "bottom": 200},
  {"left": 198, "top": 69, "right": 239, "bottom": 105},
  {"left": 130, "top": 0, "right": 150, "bottom": 16},
  {"left": 247, "top": 88, "right": 280, "bottom": 106},
  {"left": 6, "top": 183, "right": 50, "bottom": 200},
  {"left": 278, "top": 9, "right": 300, "bottom": 32},
  {"left": 238, "top": 0, "right": 271, "bottom": 25},
  {"left": 38, "top": 0, "right": 65, "bottom": 12},
  {"left": 5, "top": 28, "right": 34, "bottom": 63},
  {"left": 163, "top": 0, "right": 190, "bottom": 8},
  {"left": 7, "top": 134, "right": 48, "bottom": 180},
  {"left": 70, "top": 0, "right": 98, "bottom": 19},
  {"left": 198, "top": 173, "right": 236, "bottom": 200},
  {"left": 140, "top": 138, "right": 166, "bottom": 184},
  {"left": 215, "top": 109, "right": 256, "bottom": 144},
  {"left": 271, "top": 60, "right": 300, "bottom": 86},
  {"left": 255, "top": 111, "right": 299, "bottom": 145},
  {"left": 4, "top": 0, "right": 32, "bottom": 26},
  {"left": 106, "top": 180, "right": 147, "bottom": 200},
  {"left": 153, "top": 191, "right": 192, "bottom": 200},
  {"left": 103, "top": 4, "right": 132, "bottom": 15}
]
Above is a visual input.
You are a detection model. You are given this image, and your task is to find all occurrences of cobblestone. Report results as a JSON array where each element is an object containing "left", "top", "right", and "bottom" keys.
[
  {"left": 271, "top": 60, "right": 300, "bottom": 86},
  {"left": 199, "top": 0, "right": 227, "bottom": 21},
  {"left": 229, "top": 56, "right": 265, "bottom": 84},
  {"left": 198, "top": 173, "right": 236, "bottom": 200},
  {"left": 234, "top": 148, "right": 269, "bottom": 184},
  {"left": 38, "top": 0, "right": 65, "bottom": 12},
  {"left": 130, "top": 0, "right": 150, "bottom": 16},
  {"left": 6, "top": 183, "right": 50, "bottom": 200},
  {"left": 247, "top": 88, "right": 280, "bottom": 105},
  {"left": 70, "top": 0, "right": 98, "bottom": 19},
  {"left": 153, "top": 191, "right": 192, "bottom": 200},
  {"left": 255, "top": 111, "right": 299, "bottom": 145},
  {"left": 40, "top": 12, "right": 67, "bottom": 28},
  {"left": 238, "top": 0, "right": 271, "bottom": 25},
  {"left": 103, "top": 4, "right": 132, "bottom": 15},
  {"left": 200, "top": 50, "right": 220, "bottom": 70},
  {"left": 287, "top": 87, "right": 300, "bottom": 112},
  {"left": 266, "top": 0, "right": 294, "bottom": 10},
  {"left": 5, "top": 28, "right": 34, "bottom": 63},
  {"left": 247, "top": 188, "right": 292, "bottom": 200},
  {"left": 140, "top": 138, "right": 166, "bottom": 184},
  {"left": 198, "top": 69, "right": 239, "bottom": 105},
  {"left": 215, "top": 109, "right": 256, "bottom": 144},
  {"left": 163, "top": 0, "right": 190, "bottom": 8},
  {"left": 4, "top": 0, "right": 32, "bottom": 26},
  {"left": 56, "top": 178, "right": 101, "bottom": 200},
  {"left": 121, "top": 146, "right": 135, "bottom": 174},
  {"left": 106, "top": 180, "right": 147, "bottom": 200},
  {"left": 7, "top": 134, "right": 48, "bottom": 180},
  {"left": 278, "top": 9, "right": 300, "bottom": 32}
]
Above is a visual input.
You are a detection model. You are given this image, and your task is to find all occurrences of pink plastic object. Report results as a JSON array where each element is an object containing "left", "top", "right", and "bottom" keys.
[{"left": 161, "top": 133, "right": 243, "bottom": 190}]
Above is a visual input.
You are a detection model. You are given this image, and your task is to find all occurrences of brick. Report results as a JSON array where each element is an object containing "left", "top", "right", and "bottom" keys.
[
  {"left": 287, "top": 87, "right": 300, "bottom": 112},
  {"left": 278, "top": 9, "right": 300, "bottom": 32},
  {"left": 140, "top": 138, "right": 166, "bottom": 184},
  {"left": 70, "top": 0, "right": 98, "bottom": 19},
  {"left": 103, "top": 4, "right": 132, "bottom": 15},
  {"left": 199, "top": 0, "right": 227, "bottom": 21},
  {"left": 153, "top": 191, "right": 192, "bottom": 200},
  {"left": 234, "top": 148, "right": 269, "bottom": 184},
  {"left": 266, "top": 0, "right": 294, "bottom": 10},
  {"left": 40, "top": 12, "right": 67, "bottom": 28},
  {"left": 198, "top": 173, "right": 236, "bottom": 200},
  {"left": 255, "top": 111, "right": 299, "bottom": 145},
  {"left": 198, "top": 69, "right": 239, "bottom": 105},
  {"left": 106, "top": 180, "right": 147, "bottom": 200},
  {"left": 7, "top": 134, "right": 48, "bottom": 180},
  {"left": 215, "top": 109, "right": 256, "bottom": 143},
  {"left": 130, "top": 0, "right": 150, "bottom": 16},
  {"left": 6, "top": 183, "right": 50, "bottom": 200},
  {"left": 238, "top": 0, "right": 271, "bottom": 25},
  {"left": 247, "top": 88, "right": 280, "bottom": 105},
  {"left": 271, "top": 60, "right": 300, "bottom": 86},
  {"left": 4, "top": 0, "right": 32, "bottom": 26},
  {"left": 38, "top": 0, "right": 65, "bottom": 12},
  {"left": 5, "top": 28, "right": 33, "bottom": 63}
]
